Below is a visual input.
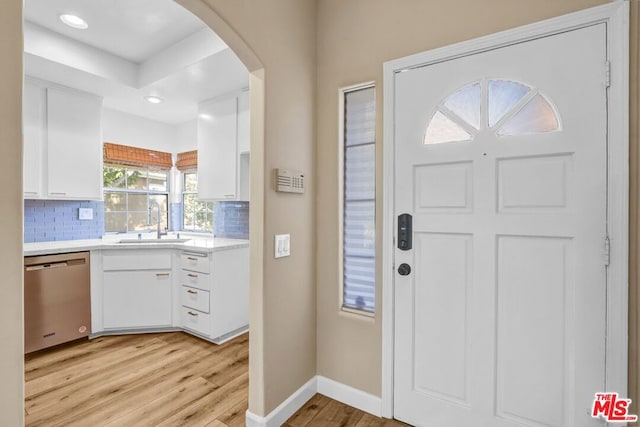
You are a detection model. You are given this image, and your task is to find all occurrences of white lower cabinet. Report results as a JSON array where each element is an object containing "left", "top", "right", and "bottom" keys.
[
  {"left": 102, "top": 249, "right": 173, "bottom": 330},
  {"left": 96, "top": 246, "right": 248, "bottom": 343},
  {"left": 181, "top": 285, "right": 210, "bottom": 313},
  {"left": 181, "top": 306, "right": 211, "bottom": 336},
  {"left": 179, "top": 247, "right": 249, "bottom": 343},
  {"left": 103, "top": 270, "right": 172, "bottom": 329}
]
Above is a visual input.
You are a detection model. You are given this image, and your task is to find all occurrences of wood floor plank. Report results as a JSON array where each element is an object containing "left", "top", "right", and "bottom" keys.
[
  {"left": 329, "top": 403, "right": 366, "bottom": 426},
  {"left": 200, "top": 352, "right": 248, "bottom": 387},
  {"left": 354, "top": 414, "right": 411, "bottom": 426},
  {"left": 156, "top": 372, "right": 248, "bottom": 427},
  {"left": 105, "top": 377, "right": 218, "bottom": 427},
  {"left": 25, "top": 331, "right": 403, "bottom": 427},
  {"left": 65, "top": 353, "right": 236, "bottom": 426},
  {"left": 284, "top": 393, "right": 332, "bottom": 427},
  {"left": 25, "top": 337, "right": 166, "bottom": 397},
  {"left": 214, "top": 396, "right": 249, "bottom": 427},
  {"left": 305, "top": 398, "right": 347, "bottom": 426},
  {"left": 25, "top": 340, "right": 193, "bottom": 419},
  {"left": 25, "top": 334, "right": 150, "bottom": 381}
]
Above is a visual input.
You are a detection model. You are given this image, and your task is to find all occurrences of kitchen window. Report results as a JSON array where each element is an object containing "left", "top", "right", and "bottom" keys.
[
  {"left": 182, "top": 172, "right": 214, "bottom": 232},
  {"left": 340, "top": 83, "right": 376, "bottom": 315},
  {"left": 103, "top": 165, "right": 170, "bottom": 233}
]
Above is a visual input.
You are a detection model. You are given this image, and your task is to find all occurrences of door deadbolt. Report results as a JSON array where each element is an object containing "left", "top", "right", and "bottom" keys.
[
  {"left": 397, "top": 214, "right": 412, "bottom": 251},
  {"left": 398, "top": 263, "right": 411, "bottom": 276}
]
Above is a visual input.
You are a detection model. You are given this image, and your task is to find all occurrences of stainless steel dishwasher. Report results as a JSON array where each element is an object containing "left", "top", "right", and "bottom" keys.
[{"left": 24, "top": 251, "right": 91, "bottom": 353}]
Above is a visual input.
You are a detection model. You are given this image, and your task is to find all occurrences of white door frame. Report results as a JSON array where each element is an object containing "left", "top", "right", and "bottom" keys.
[{"left": 381, "top": 2, "right": 629, "bottom": 418}]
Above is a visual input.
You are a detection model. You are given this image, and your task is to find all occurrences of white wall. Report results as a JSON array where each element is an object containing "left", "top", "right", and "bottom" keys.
[
  {"left": 175, "top": 119, "right": 198, "bottom": 153},
  {"left": 102, "top": 108, "right": 186, "bottom": 153}
]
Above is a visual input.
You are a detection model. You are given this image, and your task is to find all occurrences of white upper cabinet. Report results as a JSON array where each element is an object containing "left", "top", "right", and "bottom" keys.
[
  {"left": 23, "top": 80, "right": 45, "bottom": 197},
  {"left": 237, "top": 91, "right": 250, "bottom": 202},
  {"left": 23, "top": 78, "right": 103, "bottom": 200},
  {"left": 47, "top": 87, "right": 103, "bottom": 200},
  {"left": 197, "top": 95, "right": 239, "bottom": 201},
  {"left": 237, "top": 90, "right": 250, "bottom": 154}
]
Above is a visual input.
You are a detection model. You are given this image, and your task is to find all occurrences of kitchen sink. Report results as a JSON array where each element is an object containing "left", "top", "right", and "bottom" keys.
[{"left": 117, "top": 238, "right": 192, "bottom": 244}]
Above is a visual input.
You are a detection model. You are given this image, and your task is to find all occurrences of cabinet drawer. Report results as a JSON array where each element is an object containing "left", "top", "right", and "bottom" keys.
[
  {"left": 180, "top": 252, "right": 210, "bottom": 274},
  {"left": 181, "top": 306, "right": 210, "bottom": 337},
  {"left": 103, "top": 250, "right": 172, "bottom": 271},
  {"left": 179, "top": 269, "right": 210, "bottom": 291},
  {"left": 181, "top": 286, "right": 210, "bottom": 313}
]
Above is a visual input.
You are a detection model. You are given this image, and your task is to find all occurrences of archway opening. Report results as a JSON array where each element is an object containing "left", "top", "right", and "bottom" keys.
[{"left": 25, "top": 0, "right": 264, "bottom": 422}]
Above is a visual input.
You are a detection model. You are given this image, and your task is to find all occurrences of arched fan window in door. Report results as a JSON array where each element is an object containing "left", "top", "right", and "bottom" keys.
[{"left": 424, "top": 79, "right": 561, "bottom": 145}]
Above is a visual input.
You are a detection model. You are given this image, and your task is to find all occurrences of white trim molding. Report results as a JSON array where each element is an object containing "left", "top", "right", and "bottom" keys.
[
  {"left": 381, "top": 1, "right": 629, "bottom": 420},
  {"left": 317, "top": 376, "right": 382, "bottom": 417},
  {"left": 245, "top": 376, "right": 383, "bottom": 426},
  {"left": 245, "top": 377, "right": 317, "bottom": 427}
]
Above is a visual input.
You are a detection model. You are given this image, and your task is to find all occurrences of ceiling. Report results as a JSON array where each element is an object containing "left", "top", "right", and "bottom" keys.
[{"left": 23, "top": 0, "right": 249, "bottom": 124}]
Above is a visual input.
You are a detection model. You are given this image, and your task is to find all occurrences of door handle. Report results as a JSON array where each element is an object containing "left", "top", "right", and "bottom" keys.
[{"left": 398, "top": 263, "right": 411, "bottom": 276}]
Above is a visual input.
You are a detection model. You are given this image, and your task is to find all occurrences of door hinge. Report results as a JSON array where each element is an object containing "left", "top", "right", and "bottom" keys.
[
  {"left": 604, "top": 235, "right": 611, "bottom": 266},
  {"left": 605, "top": 60, "right": 611, "bottom": 88}
]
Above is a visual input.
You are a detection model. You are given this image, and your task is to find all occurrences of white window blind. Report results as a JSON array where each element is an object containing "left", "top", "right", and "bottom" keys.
[{"left": 343, "top": 86, "right": 376, "bottom": 313}]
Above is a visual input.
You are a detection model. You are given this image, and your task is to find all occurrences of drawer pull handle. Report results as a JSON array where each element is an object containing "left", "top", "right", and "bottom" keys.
[
  {"left": 187, "top": 290, "right": 198, "bottom": 294},
  {"left": 187, "top": 257, "right": 198, "bottom": 261},
  {"left": 183, "top": 252, "right": 207, "bottom": 257},
  {"left": 187, "top": 273, "right": 198, "bottom": 278},
  {"left": 156, "top": 273, "right": 170, "bottom": 277},
  {"left": 188, "top": 311, "right": 199, "bottom": 317}
]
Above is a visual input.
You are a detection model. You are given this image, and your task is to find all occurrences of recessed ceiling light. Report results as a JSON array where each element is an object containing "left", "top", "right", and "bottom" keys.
[
  {"left": 59, "top": 14, "right": 88, "bottom": 30},
  {"left": 144, "top": 96, "right": 164, "bottom": 104}
]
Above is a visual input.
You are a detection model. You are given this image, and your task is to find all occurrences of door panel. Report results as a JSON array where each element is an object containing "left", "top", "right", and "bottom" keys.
[
  {"left": 394, "top": 23, "right": 607, "bottom": 427},
  {"left": 496, "top": 236, "right": 573, "bottom": 427},
  {"left": 414, "top": 232, "right": 472, "bottom": 405},
  {"left": 414, "top": 162, "right": 473, "bottom": 212}
]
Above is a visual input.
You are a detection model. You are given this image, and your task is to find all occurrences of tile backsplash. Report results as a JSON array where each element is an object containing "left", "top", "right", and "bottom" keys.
[
  {"left": 24, "top": 199, "right": 248, "bottom": 242},
  {"left": 214, "top": 201, "right": 249, "bottom": 239},
  {"left": 24, "top": 200, "right": 105, "bottom": 243}
]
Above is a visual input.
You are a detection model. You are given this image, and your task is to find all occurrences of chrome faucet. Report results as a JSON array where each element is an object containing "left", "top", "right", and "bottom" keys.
[{"left": 149, "top": 200, "right": 167, "bottom": 239}]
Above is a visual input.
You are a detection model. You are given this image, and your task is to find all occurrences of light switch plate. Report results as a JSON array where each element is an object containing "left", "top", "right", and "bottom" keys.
[
  {"left": 78, "top": 208, "right": 93, "bottom": 220},
  {"left": 274, "top": 234, "right": 290, "bottom": 258}
]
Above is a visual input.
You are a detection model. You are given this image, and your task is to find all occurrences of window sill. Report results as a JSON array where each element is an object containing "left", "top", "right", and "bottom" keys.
[{"left": 341, "top": 306, "right": 375, "bottom": 319}]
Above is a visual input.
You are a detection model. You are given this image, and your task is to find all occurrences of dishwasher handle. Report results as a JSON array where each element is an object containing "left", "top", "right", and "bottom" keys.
[{"left": 25, "top": 258, "right": 86, "bottom": 272}]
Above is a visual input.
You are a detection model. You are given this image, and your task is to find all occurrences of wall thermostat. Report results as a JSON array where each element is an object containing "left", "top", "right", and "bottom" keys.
[{"left": 275, "top": 168, "right": 305, "bottom": 194}]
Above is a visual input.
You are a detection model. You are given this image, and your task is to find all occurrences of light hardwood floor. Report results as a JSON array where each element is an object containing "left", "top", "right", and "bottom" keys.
[
  {"left": 25, "top": 332, "right": 408, "bottom": 426},
  {"left": 286, "top": 394, "right": 409, "bottom": 427}
]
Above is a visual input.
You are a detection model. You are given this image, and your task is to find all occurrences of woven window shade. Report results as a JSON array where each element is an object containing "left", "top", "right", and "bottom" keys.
[
  {"left": 176, "top": 150, "right": 198, "bottom": 171},
  {"left": 104, "top": 142, "right": 173, "bottom": 169}
]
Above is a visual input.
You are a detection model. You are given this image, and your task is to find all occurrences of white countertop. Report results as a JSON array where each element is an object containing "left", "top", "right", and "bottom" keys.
[{"left": 24, "top": 236, "right": 249, "bottom": 257}]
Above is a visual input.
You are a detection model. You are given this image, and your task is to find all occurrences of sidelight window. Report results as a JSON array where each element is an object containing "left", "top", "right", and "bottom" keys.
[{"left": 340, "top": 84, "right": 376, "bottom": 314}]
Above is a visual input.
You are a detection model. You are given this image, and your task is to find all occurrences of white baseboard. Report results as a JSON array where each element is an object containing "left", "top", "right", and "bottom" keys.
[
  {"left": 317, "top": 375, "right": 382, "bottom": 417},
  {"left": 245, "top": 375, "right": 383, "bottom": 426},
  {"left": 245, "top": 376, "right": 317, "bottom": 427}
]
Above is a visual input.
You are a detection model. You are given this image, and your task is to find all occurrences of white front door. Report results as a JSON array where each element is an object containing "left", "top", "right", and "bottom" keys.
[{"left": 393, "top": 23, "right": 608, "bottom": 427}]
